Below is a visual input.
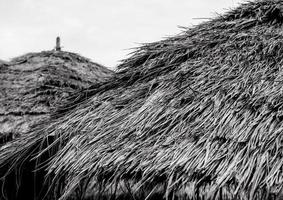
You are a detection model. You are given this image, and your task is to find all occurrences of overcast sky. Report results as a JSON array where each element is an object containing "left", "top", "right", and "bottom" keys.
[{"left": 0, "top": 0, "right": 245, "bottom": 69}]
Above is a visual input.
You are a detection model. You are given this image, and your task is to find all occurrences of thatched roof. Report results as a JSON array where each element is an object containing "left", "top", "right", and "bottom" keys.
[
  {"left": 0, "top": 50, "right": 113, "bottom": 143},
  {"left": 2, "top": 0, "right": 283, "bottom": 199}
]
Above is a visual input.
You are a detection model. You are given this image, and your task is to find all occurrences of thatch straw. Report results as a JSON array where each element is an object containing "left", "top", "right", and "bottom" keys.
[
  {"left": 2, "top": 0, "right": 283, "bottom": 199},
  {"left": 0, "top": 51, "right": 113, "bottom": 144}
]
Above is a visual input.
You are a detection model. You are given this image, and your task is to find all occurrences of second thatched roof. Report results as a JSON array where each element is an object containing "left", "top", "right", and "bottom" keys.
[
  {"left": 0, "top": 50, "right": 113, "bottom": 144},
  {"left": 2, "top": 0, "right": 283, "bottom": 200}
]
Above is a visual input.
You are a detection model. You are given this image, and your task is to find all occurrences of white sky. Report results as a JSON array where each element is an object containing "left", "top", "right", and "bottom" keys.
[{"left": 0, "top": 0, "right": 245, "bottom": 69}]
